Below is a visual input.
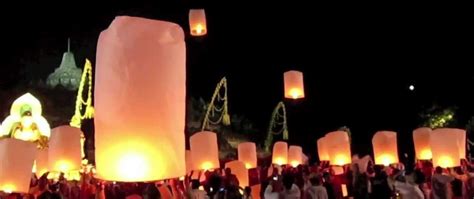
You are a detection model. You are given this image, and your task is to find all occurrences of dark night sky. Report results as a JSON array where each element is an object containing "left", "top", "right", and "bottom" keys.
[{"left": 1, "top": 1, "right": 473, "bottom": 159}]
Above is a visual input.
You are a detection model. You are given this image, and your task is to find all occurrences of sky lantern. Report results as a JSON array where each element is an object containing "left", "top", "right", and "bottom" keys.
[
  {"left": 452, "top": 128, "right": 466, "bottom": 159},
  {"left": 413, "top": 127, "right": 432, "bottom": 160},
  {"left": 94, "top": 16, "right": 186, "bottom": 182},
  {"left": 272, "top": 141, "right": 288, "bottom": 165},
  {"left": 34, "top": 149, "right": 49, "bottom": 177},
  {"left": 190, "top": 131, "right": 220, "bottom": 170},
  {"left": 238, "top": 142, "right": 257, "bottom": 169},
  {"left": 48, "top": 126, "right": 82, "bottom": 174},
  {"left": 225, "top": 160, "right": 249, "bottom": 188},
  {"left": 431, "top": 128, "right": 461, "bottom": 168},
  {"left": 189, "top": 9, "right": 207, "bottom": 36},
  {"left": 326, "top": 131, "right": 351, "bottom": 166},
  {"left": 284, "top": 70, "right": 305, "bottom": 99},
  {"left": 0, "top": 138, "right": 37, "bottom": 193},
  {"left": 288, "top": 145, "right": 303, "bottom": 167},
  {"left": 317, "top": 137, "right": 330, "bottom": 161},
  {"left": 372, "top": 131, "right": 399, "bottom": 166}
]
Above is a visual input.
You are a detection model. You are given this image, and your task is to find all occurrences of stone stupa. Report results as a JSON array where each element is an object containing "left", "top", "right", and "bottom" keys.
[{"left": 46, "top": 39, "right": 82, "bottom": 90}]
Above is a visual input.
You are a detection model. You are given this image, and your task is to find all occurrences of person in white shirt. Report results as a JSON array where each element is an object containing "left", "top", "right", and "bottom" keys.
[
  {"left": 187, "top": 180, "right": 209, "bottom": 199},
  {"left": 282, "top": 174, "right": 301, "bottom": 199},
  {"left": 305, "top": 175, "right": 328, "bottom": 199},
  {"left": 264, "top": 178, "right": 283, "bottom": 199},
  {"left": 432, "top": 166, "right": 454, "bottom": 199}
]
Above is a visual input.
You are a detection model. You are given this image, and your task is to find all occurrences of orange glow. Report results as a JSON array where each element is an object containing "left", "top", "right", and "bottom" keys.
[
  {"left": 325, "top": 131, "right": 351, "bottom": 166},
  {"left": 334, "top": 154, "right": 351, "bottom": 166},
  {"left": 413, "top": 128, "right": 432, "bottom": 160},
  {"left": 284, "top": 71, "right": 305, "bottom": 99},
  {"left": 436, "top": 156, "right": 455, "bottom": 168},
  {"left": 190, "top": 131, "right": 220, "bottom": 171},
  {"left": 272, "top": 141, "right": 288, "bottom": 165},
  {"left": 1, "top": 184, "right": 15, "bottom": 193},
  {"left": 372, "top": 131, "right": 399, "bottom": 166},
  {"left": 48, "top": 126, "right": 82, "bottom": 174},
  {"left": 201, "top": 162, "right": 214, "bottom": 171},
  {"left": 431, "top": 128, "right": 461, "bottom": 168},
  {"left": 238, "top": 142, "right": 257, "bottom": 169},
  {"left": 55, "top": 160, "right": 74, "bottom": 173},
  {"left": 189, "top": 9, "right": 207, "bottom": 36},
  {"left": 245, "top": 163, "right": 252, "bottom": 169},
  {"left": 290, "top": 161, "right": 300, "bottom": 167},
  {"left": 95, "top": 17, "right": 186, "bottom": 181},
  {"left": 275, "top": 157, "right": 286, "bottom": 166}
]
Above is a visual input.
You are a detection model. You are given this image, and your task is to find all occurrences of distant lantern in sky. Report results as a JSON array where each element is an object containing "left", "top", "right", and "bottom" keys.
[
  {"left": 325, "top": 131, "right": 351, "bottom": 166},
  {"left": 238, "top": 142, "right": 257, "bottom": 169},
  {"left": 413, "top": 127, "right": 432, "bottom": 160},
  {"left": 48, "top": 126, "right": 82, "bottom": 174},
  {"left": 431, "top": 128, "right": 461, "bottom": 168},
  {"left": 225, "top": 161, "right": 249, "bottom": 188},
  {"left": 372, "top": 131, "right": 399, "bottom": 166},
  {"left": 190, "top": 131, "right": 220, "bottom": 171},
  {"left": 288, "top": 145, "right": 303, "bottom": 167},
  {"left": 94, "top": 16, "right": 186, "bottom": 182},
  {"left": 272, "top": 141, "right": 288, "bottom": 165},
  {"left": 189, "top": 9, "right": 207, "bottom": 36},
  {"left": 284, "top": 70, "right": 305, "bottom": 99},
  {"left": 0, "top": 139, "right": 37, "bottom": 194},
  {"left": 317, "top": 137, "right": 330, "bottom": 161}
]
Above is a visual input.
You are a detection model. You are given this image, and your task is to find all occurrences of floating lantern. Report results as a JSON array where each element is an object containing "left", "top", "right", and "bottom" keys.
[
  {"left": 372, "top": 131, "right": 399, "bottom": 166},
  {"left": 48, "top": 126, "right": 82, "bottom": 174},
  {"left": 453, "top": 128, "right": 466, "bottom": 159},
  {"left": 272, "top": 141, "right": 288, "bottom": 165},
  {"left": 317, "top": 137, "right": 330, "bottom": 161},
  {"left": 238, "top": 142, "right": 257, "bottom": 169},
  {"left": 288, "top": 145, "right": 303, "bottom": 167},
  {"left": 34, "top": 149, "right": 49, "bottom": 177},
  {"left": 284, "top": 70, "right": 305, "bottom": 99},
  {"left": 413, "top": 128, "right": 432, "bottom": 160},
  {"left": 225, "top": 160, "right": 249, "bottom": 188},
  {"left": 0, "top": 139, "right": 37, "bottom": 193},
  {"left": 189, "top": 9, "right": 207, "bottom": 36},
  {"left": 94, "top": 16, "right": 186, "bottom": 182},
  {"left": 190, "top": 131, "right": 219, "bottom": 170},
  {"left": 325, "top": 131, "right": 351, "bottom": 166},
  {"left": 431, "top": 128, "right": 461, "bottom": 168}
]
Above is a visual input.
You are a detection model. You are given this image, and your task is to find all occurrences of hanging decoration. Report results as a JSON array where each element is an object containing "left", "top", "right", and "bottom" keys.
[
  {"left": 201, "top": 77, "right": 231, "bottom": 131},
  {"left": 264, "top": 102, "right": 289, "bottom": 152}
]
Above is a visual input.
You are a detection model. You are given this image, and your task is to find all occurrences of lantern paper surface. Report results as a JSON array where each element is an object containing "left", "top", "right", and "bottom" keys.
[
  {"left": 317, "top": 137, "right": 330, "bottom": 161},
  {"left": 48, "top": 126, "right": 82, "bottom": 173},
  {"left": 225, "top": 160, "right": 249, "bottom": 188},
  {"left": 251, "top": 184, "right": 261, "bottom": 199},
  {"left": 431, "top": 128, "right": 460, "bottom": 168},
  {"left": 238, "top": 142, "right": 257, "bottom": 169},
  {"left": 284, "top": 70, "right": 305, "bottom": 99},
  {"left": 413, "top": 128, "right": 432, "bottom": 160},
  {"left": 372, "top": 131, "right": 399, "bottom": 166},
  {"left": 94, "top": 16, "right": 186, "bottom": 182},
  {"left": 0, "top": 139, "right": 37, "bottom": 193},
  {"left": 453, "top": 128, "right": 466, "bottom": 159},
  {"left": 34, "top": 149, "right": 49, "bottom": 177},
  {"left": 326, "top": 131, "right": 351, "bottom": 166},
  {"left": 190, "top": 131, "right": 219, "bottom": 170},
  {"left": 185, "top": 150, "right": 193, "bottom": 174},
  {"left": 272, "top": 141, "right": 288, "bottom": 165},
  {"left": 189, "top": 9, "right": 207, "bottom": 36},
  {"left": 288, "top": 145, "right": 303, "bottom": 167}
]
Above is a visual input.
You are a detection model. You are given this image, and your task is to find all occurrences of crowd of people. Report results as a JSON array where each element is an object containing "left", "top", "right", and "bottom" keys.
[{"left": 3, "top": 158, "right": 474, "bottom": 199}]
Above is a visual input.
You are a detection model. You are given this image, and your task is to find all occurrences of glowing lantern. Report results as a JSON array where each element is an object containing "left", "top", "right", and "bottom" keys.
[
  {"left": 317, "top": 137, "right": 330, "bottom": 161},
  {"left": 288, "top": 145, "right": 303, "bottom": 167},
  {"left": 95, "top": 16, "right": 186, "bottom": 182},
  {"left": 431, "top": 128, "right": 461, "bottom": 168},
  {"left": 272, "top": 141, "right": 288, "bottom": 165},
  {"left": 190, "top": 131, "right": 219, "bottom": 170},
  {"left": 453, "top": 128, "right": 466, "bottom": 159},
  {"left": 372, "top": 131, "right": 399, "bottom": 166},
  {"left": 0, "top": 139, "right": 37, "bottom": 193},
  {"left": 284, "top": 70, "right": 305, "bottom": 99},
  {"left": 185, "top": 150, "right": 193, "bottom": 174},
  {"left": 48, "top": 126, "right": 81, "bottom": 174},
  {"left": 189, "top": 9, "right": 207, "bottom": 36},
  {"left": 325, "top": 131, "right": 351, "bottom": 166},
  {"left": 238, "top": 142, "right": 257, "bottom": 169},
  {"left": 225, "top": 160, "right": 249, "bottom": 188},
  {"left": 413, "top": 128, "right": 432, "bottom": 160},
  {"left": 34, "top": 149, "right": 49, "bottom": 177}
]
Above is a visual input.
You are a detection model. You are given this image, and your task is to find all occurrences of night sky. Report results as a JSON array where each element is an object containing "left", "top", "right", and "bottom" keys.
[{"left": 1, "top": 1, "right": 472, "bottom": 160}]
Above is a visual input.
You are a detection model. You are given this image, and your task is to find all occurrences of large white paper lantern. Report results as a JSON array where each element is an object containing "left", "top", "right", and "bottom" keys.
[
  {"left": 0, "top": 139, "right": 37, "bottom": 193},
  {"left": 431, "top": 128, "right": 461, "bottom": 168},
  {"left": 48, "top": 126, "right": 82, "bottom": 173},
  {"left": 272, "top": 141, "right": 288, "bottom": 165},
  {"left": 372, "top": 131, "right": 399, "bottom": 166},
  {"left": 238, "top": 142, "right": 257, "bottom": 169},
  {"left": 326, "top": 131, "right": 351, "bottom": 166},
  {"left": 288, "top": 145, "right": 303, "bottom": 167},
  {"left": 284, "top": 70, "right": 305, "bottom": 99},
  {"left": 94, "top": 16, "right": 186, "bottom": 182},
  {"left": 413, "top": 128, "right": 432, "bottom": 160},
  {"left": 190, "top": 131, "right": 220, "bottom": 170}
]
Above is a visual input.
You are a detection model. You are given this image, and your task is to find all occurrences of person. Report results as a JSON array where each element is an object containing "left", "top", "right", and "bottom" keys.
[
  {"left": 187, "top": 180, "right": 208, "bottom": 199},
  {"left": 264, "top": 177, "right": 283, "bottom": 199},
  {"left": 369, "top": 165, "right": 391, "bottom": 199},
  {"left": 282, "top": 174, "right": 301, "bottom": 199},
  {"left": 224, "top": 168, "right": 240, "bottom": 188},
  {"left": 352, "top": 164, "right": 368, "bottom": 199},
  {"left": 432, "top": 166, "right": 454, "bottom": 199},
  {"left": 322, "top": 172, "right": 335, "bottom": 199},
  {"left": 305, "top": 175, "right": 328, "bottom": 199},
  {"left": 240, "top": 186, "right": 252, "bottom": 199}
]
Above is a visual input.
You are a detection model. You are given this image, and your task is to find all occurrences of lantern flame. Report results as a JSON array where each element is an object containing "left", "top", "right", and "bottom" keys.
[
  {"left": 117, "top": 154, "right": 148, "bottom": 180},
  {"left": 376, "top": 154, "right": 397, "bottom": 166},
  {"left": 275, "top": 158, "right": 285, "bottom": 166},
  {"left": 2, "top": 184, "right": 15, "bottom": 193},
  {"left": 194, "top": 24, "right": 204, "bottom": 35},
  {"left": 201, "top": 162, "right": 214, "bottom": 171},
  {"left": 245, "top": 163, "right": 252, "bottom": 169},
  {"left": 289, "top": 88, "right": 303, "bottom": 99},
  {"left": 437, "top": 156, "right": 455, "bottom": 168},
  {"left": 334, "top": 154, "right": 350, "bottom": 166},
  {"left": 420, "top": 149, "right": 432, "bottom": 160},
  {"left": 290, "top": 161, "right": 299, "bottom": 168}
]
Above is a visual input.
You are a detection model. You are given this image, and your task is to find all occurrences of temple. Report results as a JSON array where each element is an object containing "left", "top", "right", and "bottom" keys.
[{"left": 46, "top": 39, "right": 82, "bottom": 90}]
